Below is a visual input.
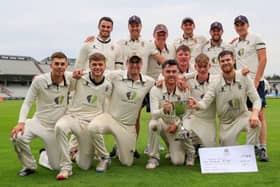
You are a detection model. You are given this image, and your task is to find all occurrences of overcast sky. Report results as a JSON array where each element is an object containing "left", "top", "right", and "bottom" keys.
[{"left": 0, "top": 0, "right": 279, "bottom": 75}]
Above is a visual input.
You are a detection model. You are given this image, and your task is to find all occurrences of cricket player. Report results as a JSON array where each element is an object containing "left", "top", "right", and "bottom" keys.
[
  {"left": 231, "top": 15, "right": 269, "bottom": 161},
  {"left": 182, "top": 53, "right": 217, "bottom": 166},
  {"left": 75, "top": 16, "right": 122, "bottom": 71},
  {"left": 88, "top": 55, "right": 155, "bottom": 171},
  {"left": 69, "top": 16, "right": 121, "bottom": 160},
  {"left": 144, "top": 24, "right": 175, "bottom": 154},
  {"left": 55, "top": 53, "right": 112, "bottom": 180},
  {"left": 157, "top": 45, "right": 193, "bottom": 81},
  {"left": 201, "top": 21, "right": 233, "bottom": 75},
  {"left": 146, "top": 59, "right": 190, "bottom": 169},
  {"left": 189, "top": 50, "right": 261, "bottom": 147},
  {"left": 110, "top": 16, "right": 167, "bottom": 158},
  {"left": 145, "top": 45, "right": 192, "bottom": 156},
  {"left": 117, "top": 15, "right": 167, "bottom": 74},
  {"left": 147, "top": 24, "right": 176, "bottom": 80},
  {"left": 173, "top": 17, "right": 207, "bottom": 71},
  {"left": 10, "top": 52, "right": 72, "bottom": 176}
]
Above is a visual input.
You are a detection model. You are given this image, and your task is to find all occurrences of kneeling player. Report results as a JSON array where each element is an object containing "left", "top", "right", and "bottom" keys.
[
  {"left": 189, "top": 50, "right": 261, "bottom": 147},
  {"left": 182, "top": 54, "right": 217, "bottom": 166},
  {"left": 146, "top": 60, "right": 190, "bottom": 169},
  {"left": 88, "top": 55, "right": 154, "bottom": 170},
  {"left": 55, "top": 53, "right": 112, "bottom": 180},
  {"left": 10, "top": 52, "right": 71, "bottom": 176}
]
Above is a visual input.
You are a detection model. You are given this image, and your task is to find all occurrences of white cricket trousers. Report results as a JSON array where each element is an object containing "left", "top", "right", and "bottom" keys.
[
  {"left": 88, "top": 113, "right": 137, "bottom": 166},
  {"left": 148, "top": 119, "right": 185, "bottom": 165},
  {"left": 183, "top": 117, "right": 216, "bottom": 147},
  {"left": 55, "top": 114, "right": 97, "bottom": 171},
  {"left": 219, "top": 111, "right": 261, "bottom": 146},
  {"left": 11, "top": 117, "right": 60, "bottom": 170}
]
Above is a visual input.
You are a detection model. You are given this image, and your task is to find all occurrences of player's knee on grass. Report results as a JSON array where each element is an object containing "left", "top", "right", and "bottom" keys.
[
  {"left": 119, "top": 155, "right": 134, "bottom": 166},
  {"left": 76, "top": 159, "right": 91, "bottom": 170},
  {"left": 170, "top": 154, "right": 185, "bottom": 166}
]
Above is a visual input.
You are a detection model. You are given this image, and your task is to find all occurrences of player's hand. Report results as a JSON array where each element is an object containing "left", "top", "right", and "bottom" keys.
[
  {"left": 188, "top": 97, "right": 199, "bottom": 109},
  {"left": 156, "top": 80, "right": 163, "bottom": 88},
  {"left": 241, "top": 67, "right": 250, "bottom": 76},
  {"left": 84, "top": 35, "right": 95, "bottom": 43},
  {"left": 254, "top": 79, "right": 260, "bottom": 88},
  {"left": 10, "top": 122, "right": 25, "bottom": 138},
  {"left": 166, "top": 124, "right": 177, "bottom": 134},
  {"left": 177, "top": 76, "right": 189, "bottom": 91},
  {"left": 249, "top": 113, "right": 260, "bottom": 128},
  {"left": 73, "top": 68, "right": 84, "bottom": 79},
  {"left": 163, "top": 101, "right": 172, "bottom": 114}
]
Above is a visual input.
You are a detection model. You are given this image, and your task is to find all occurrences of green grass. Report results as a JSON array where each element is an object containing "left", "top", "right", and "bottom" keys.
[{"left": 0, "top": 99, "right": 279, "bottom": 187}]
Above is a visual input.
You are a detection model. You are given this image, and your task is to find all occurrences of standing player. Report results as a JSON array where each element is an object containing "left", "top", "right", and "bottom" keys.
[
  {"left": 55, "top": 53, "right": 112, "bottom": 180},
  {"left": 117, "top": 15, "right": 166, "bottom": 74},
  {"left": 146, "top": 60, "right": 189, "bottom": 169},
  {"left": 202, "top": 22, "right": 232, "bottom": 74},
  {"left": 75, "top": 16, "right": 122, "bottom": 71},
  {"left": 10, "top": 52, "right": 71, "bottom": 176},
  {"left": 157, "top": 45, "right": 192, "bottom": 80},
  {"left": 231, "top": 15, "right": 269, "bottom": 161},
  {"left": 147, "top": 24, "right": 175, "bottom": 80},
  {"left": 189, "top": 50, "right": 261, "bottom": 147},
  {"left": 88, "top": 55, "right": 155, "bottom": 171},
  {"left": 173, "top": 17, "right": 207, "bottom": 71}
]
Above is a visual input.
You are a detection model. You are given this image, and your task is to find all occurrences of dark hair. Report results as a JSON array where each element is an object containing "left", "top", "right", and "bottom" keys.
[
  {"left": 50, "top": 51, "right": 67, "bottom": 61},
  {"left": 195, "top": 53, "right": 209, "bottom": 65},
  {"left": 162, "top": 59, "right": 179, "bottom": 69},
  {"left": 176, "top": 45, "right": 191, "bottom": 54},
  {"left": 98, "top": 17, "right": 113, "bottom": 26},
  {"left": 89, "top": 52, "right": 106, "bottom": 62},
  {"left": 218, "top": 50, "right": 234, "bottom": 61},
  {"left": 128, "top": 55, "right": 142, "bottom": 63}
]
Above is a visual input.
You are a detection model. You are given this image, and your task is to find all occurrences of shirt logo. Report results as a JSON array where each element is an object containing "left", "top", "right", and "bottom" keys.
[
  {"left": 87, "top": 95, "right": 98, "bottom": 104},
  {"left": 126, "top": 91, "right": 137, "bottom": 100},
  {"left": 212, "top": 57, "right": 219, "bottom": 64},
  {"left": 54, "top": 96, "right": 65, "bottom": 105},
  {"left": 228, "top": 98, "right": 240, "bottom": 110},
  {"left": 238, "top": 48, "right": 245, "bottom": 57}
]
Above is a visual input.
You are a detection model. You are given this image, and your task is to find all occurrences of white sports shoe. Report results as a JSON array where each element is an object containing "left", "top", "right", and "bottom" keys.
[
  {"left": 146, "top": 158, "right": 159, "bottom": 170},
  {"left": 96, "top": 158, "right": 111, "bottom": 173}
]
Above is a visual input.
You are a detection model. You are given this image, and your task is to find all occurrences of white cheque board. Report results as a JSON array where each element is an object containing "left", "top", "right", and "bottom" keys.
[{"left": 199, "top": 145, "right": 258, "bottom": 174}]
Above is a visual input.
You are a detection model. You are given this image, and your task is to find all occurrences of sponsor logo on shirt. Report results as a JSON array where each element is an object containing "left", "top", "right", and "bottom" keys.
[
  {"left": 126, "top": 91, "right": 137, "bottom": 100},
  {"left": 212, "top": 57, "right": 219, "bottom": 64},
  {"left": 238, "top": 48, "right": 245, "bottom": 57},
  {"left": 87, "top": 95, "right": 98, "bottom": 104},
  {"left": 54, "top": 96, "right": 65, "bottom": 105}
]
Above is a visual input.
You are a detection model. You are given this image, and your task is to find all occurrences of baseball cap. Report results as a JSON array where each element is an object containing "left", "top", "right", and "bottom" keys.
[
  {"left": 234, "top": 15, "right": 249, "bottom": 24},
  {"left": 128, "top": 15, "right": 142, "bottom": 24},
  {"left": 153, "top": 24, "right": 168, "bottom": 34},
  {"left": 210, "top": 21, "right": 223, "bottom": 30},
  {"left": 181, "top": 17, "right": 194, "bottom": 25},
  {"left": 128, "top": 55, "right": 142, "bottom": 63}
]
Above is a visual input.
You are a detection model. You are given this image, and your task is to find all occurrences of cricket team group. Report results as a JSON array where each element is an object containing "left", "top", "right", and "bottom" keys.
[{"left": 10, "top": 14, "right": 269, "bottom": 180}]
